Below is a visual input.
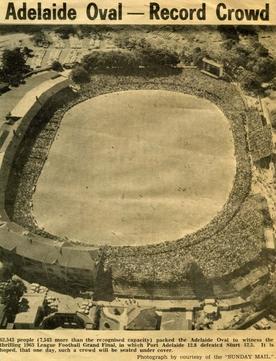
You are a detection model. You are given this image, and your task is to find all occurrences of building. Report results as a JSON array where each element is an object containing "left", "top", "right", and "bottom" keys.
[
  {"left": 203, "top": 304, "right": 219, "bottom": 320},
  {"left": 264, "top": 228, "right": 276, "bottom": 251},
  {"left": 231, "top": 266, "right": 269, "bottom": 293},
  {"left": 247, "top": 108, "right": 273, "bottom": 167},
  {"left": 14, "top": 292, "right": 46, "bottom": 329},
  {"left": 99, "top": 306, "right": 159, "bottom": 330},
  {"left": 41, "top": 312, "right": 89, "bottom": 329},
  {"left": 201, "top": 58, "right": 224, "bottom": 78},
  {"left": 160, "top": 311, "right": 192, "bottom": 330},
  {"left": 203, "top": 298, "right": 216, "bottom": 306},
  {"left": 99, "top": 306, "right": 123, "bottom": 330},
  {"left": 217, "top": 297, "right": 249, "bottom": 311},
  {"left": 0, "top": 226, "right": 98, "bottom": 290},
  {"left": 127, "top": 308, "right": 159, "bottom": 330}
]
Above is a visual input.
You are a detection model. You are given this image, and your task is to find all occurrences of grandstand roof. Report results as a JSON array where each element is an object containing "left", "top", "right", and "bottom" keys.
[
  {"left": 232, "top": 266, "right": 269, "bottom": 292},
  {"left": 0, "top": 224, "right": 98, "bottom": 269},
  {"left": 10, "top": 76, "right": 68, "bottom": 118},
  {"left": 0, "top": 71, "right": 58, "bottom": 120},
  {"left": 202, "top": 57, "right": 223, "bottom": 68},
  {"left": 16, "top": 237, "right": 61, "bottom": 264},
  {"left": 57, "top": 247, "right": 97, "bottom": 270},
  {"left": 0, "top": 228, "right": 17, "bottom": 251}
]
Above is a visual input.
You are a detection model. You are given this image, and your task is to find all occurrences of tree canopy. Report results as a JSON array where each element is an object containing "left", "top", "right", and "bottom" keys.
[
  {"left": 71, "top": 65, "right": 90, "bottom": 84},
  {"left": 82, "top": 50, "right": 139, "bottom": 72},
  {"left": 32, "top": 31, "right": 51, "bottom": 47},
  {"left": 1, "top": 277, "right": 26, "bottom": 315},
  {"left": 250, "top": 284, "right": 271, "bottom": 310},
  {"left": 52, "top": 60, "right": 63, "bottom": 72},
  {"left": 79, "top": 45, "right": 179, "bottom": 76},
  {"left": 0, "top": 47, "right": 31, "bottom": 86}
]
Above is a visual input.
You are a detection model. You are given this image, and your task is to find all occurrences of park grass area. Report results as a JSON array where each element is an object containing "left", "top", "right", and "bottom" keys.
[{"left": 32, "top": 90, "right": 235, "bottom": 246}]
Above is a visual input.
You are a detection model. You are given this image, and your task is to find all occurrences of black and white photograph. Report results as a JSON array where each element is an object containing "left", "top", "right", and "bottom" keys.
[{"left": 0, "top": 18, "right": 275, "bottom": 335}]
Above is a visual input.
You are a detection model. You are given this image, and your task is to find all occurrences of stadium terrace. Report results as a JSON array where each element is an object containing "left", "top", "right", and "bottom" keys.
[{"left": 5, "top": 2, "right": 77, "bottom": 20}]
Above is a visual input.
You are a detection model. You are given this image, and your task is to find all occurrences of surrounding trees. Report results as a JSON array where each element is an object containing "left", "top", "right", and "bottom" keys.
[
  {"left": 191, "top": 47, "right": 206, "bottom": 67},
  {"left": 250, "top": 284, "right": 272, "bottom": 310},
  {"left": 22, "top": 46, "right": 33, "bottom": 58},
  {"left": 52, "top": 61, "right": 63, "bottom": 72},
  {"left": 114, "top": 34, "right": 148, "bottom": 51},
  {"left": 252, "top": 43, "right": 269, "bottom": 58},
  {"left": 77, "top": 45, "right": 179, "bottom": 79},
  {"left": 32, "top": 31, "right": 51, "bottom": 47},
  {"left": 82, "top": 50, "right": 139, "bottom": 72},
  {"left": 115, "top": 35, "right": 180, "bottom": 67},
  {"left": 251, "top": 57, "right": 276, "bottom": 82},
  {"left": 240, "top": 70, "right": 262, "bottom": 93},
  {"left": 55, "top": 26, "right": 76, "bottom": 39},
  {"left": 219, "top": 25, "right": 239, "bottom": 42},
  {"left": 67, "top": 28, "right": 275, "bottom": 93},
  {"left": 71, "top": 65, "right": 90, "bottom": 84},
  {"left": 1, "top": 277, "right": 26, "bottom": 316},
  {"left": 271, "top": 77, "right": 276, "bottom": 90},
  {"left": 0, "top": 47, "right": 31, "bottom": 86},
  {"left": 139, "top": 45, "right": 179, "bottom": 67},
  {"left": 219, "top": 39, "right": 276, "bottom": 92}
]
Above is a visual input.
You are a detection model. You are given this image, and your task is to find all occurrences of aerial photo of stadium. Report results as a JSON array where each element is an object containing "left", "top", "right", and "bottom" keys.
[{"left": 0, "top": 25, "right": 275, "bottom": 330}]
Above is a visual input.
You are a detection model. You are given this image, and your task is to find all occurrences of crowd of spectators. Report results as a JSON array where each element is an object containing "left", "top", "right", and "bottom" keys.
[
  {"left": 247, "top": 108, "right": 273, "bottom": 163},
  {"left": 5, "top": 69, "right": 266, "bottom": 291},
  {"left": 5, "top": 88, "right": 77, "bottom": 240}
]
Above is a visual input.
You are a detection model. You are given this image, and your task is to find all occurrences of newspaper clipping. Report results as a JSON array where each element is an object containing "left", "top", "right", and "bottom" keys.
[{"left": 0, "top": 0, "right": 275, "bottom": 360}]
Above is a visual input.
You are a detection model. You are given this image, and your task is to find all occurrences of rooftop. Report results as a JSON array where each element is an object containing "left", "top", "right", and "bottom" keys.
[
  {"left": 14, "top": 292, "right": 45, "bottom": 325},
  {"left": 232, "top": 266, "right": 269, "bottom": 292},
  {"left": 264, "top": 228, "right": 276, "bottom": 249},
  {"left": 0, "top": 71, "right": 58, "bottom": 120},
  {"left": 202, "top": 57, "right": 223, "bottom": 68},
  {"left": 160, "top": 311, "right": 192, "bottom": 330},
  {"left": 10, "top": 75, "right": 66, "bottom": 118},
  {"left": 127, "top": 308, "right": 158, "bottom": 330},
  {"left": 0, "top": 224, "right": 98, "bottom": 270}
]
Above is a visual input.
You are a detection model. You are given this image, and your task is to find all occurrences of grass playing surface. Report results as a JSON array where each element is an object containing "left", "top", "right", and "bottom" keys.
[{"left": 33, "top": 90, "right": 235, "bottom": 246}]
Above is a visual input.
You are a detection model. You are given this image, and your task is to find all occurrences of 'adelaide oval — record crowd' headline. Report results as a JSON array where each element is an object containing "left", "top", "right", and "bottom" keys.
[{"left": 3, "top": 2, "right": 271, "bottom": 22}]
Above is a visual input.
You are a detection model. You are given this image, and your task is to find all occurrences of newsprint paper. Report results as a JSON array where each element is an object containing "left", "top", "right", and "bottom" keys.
[{"left": 0, "top": 0, "right": 276, "bottom": 360}]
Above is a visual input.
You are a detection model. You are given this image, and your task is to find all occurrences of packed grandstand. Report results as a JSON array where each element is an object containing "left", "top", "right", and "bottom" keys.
[{"left": 0, "top": 65, "right": 271, "bottom": 302}]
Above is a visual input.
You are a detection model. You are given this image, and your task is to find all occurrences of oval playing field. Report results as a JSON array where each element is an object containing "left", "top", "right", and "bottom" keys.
[{"left": 33, "top": 90, "right": 236, "bottom": 246}]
